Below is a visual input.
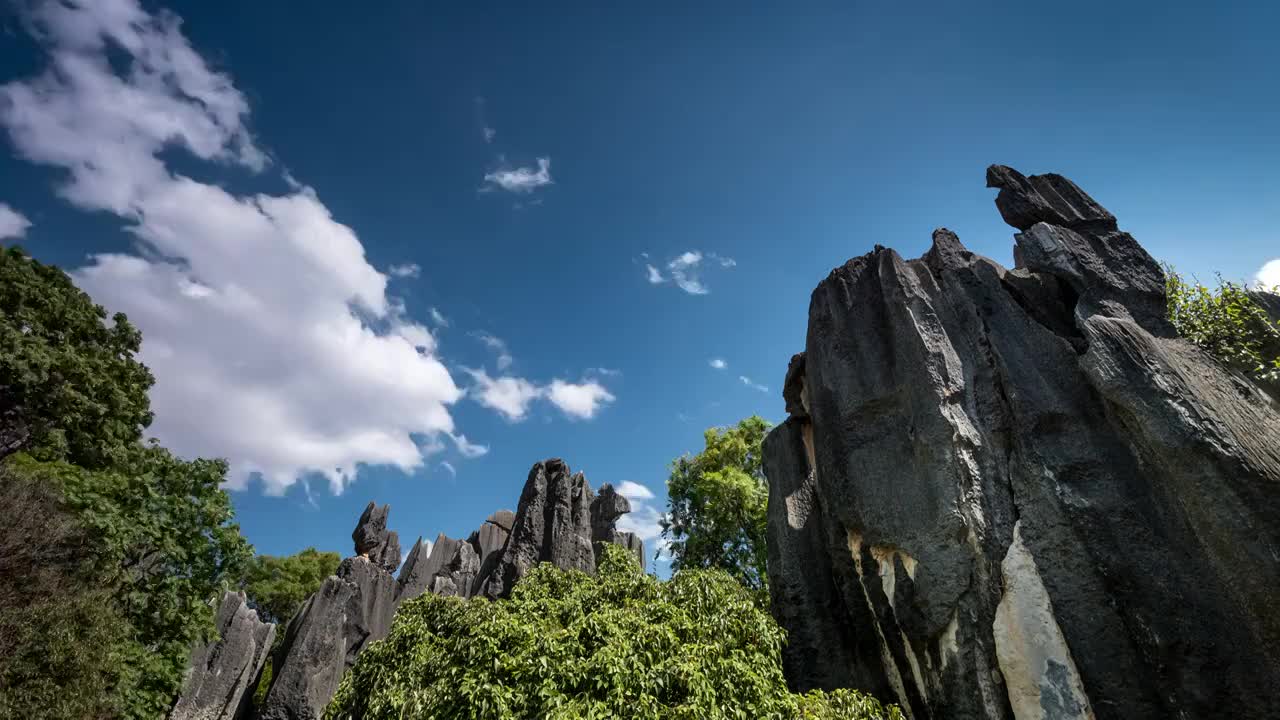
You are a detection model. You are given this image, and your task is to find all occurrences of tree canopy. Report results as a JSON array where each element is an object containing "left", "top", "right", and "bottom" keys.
[
  {"left": 243, "top": 547, "right": 342, "bottom": 624},
  {"left": 0, "top": 246, "right": 154, "bottom": 468},
  {"left": 660, "top": 416, "right": 771, "bottom": 594},
  {"left": 0, "top": 246, "right": 252, "bottom": 718},
  {"left": 327, "top": 543, "right": 901, "bottom": 720}
]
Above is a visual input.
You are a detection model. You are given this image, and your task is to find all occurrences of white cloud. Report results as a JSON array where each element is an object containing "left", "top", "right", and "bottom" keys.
[
  {"left": 483, "top": 126, "right": 496, "bottom": 143},
  {"left": 463, "top": 368, "right": 616, "bottom": 422},
  {"left": 0, "top": 203, "right": 31, "bottom": 240},
  {"left": 463, "top": 367, "right": 543, "bottom": 422},
  {"left": 388, "top": 263, "right": 420, "bottom": 279},
  {"left": 429, "top": 307, "right": 448, "bottom": 327},
  {"left": 471, "top": 331, "right": 513, "bottom": 370},
  {"left": 709, "top": 358, "right": 727, "bottom": 370},
  {"left": 483, "top": 157, "right": 552, "bottom": 194},
  {"left": 587, "top": 367, "right": 622, "bottom": 377},
  {"left": 546, "top": 379, "right": 616, "bottom": 420},
  {"left": 616, "top": 480, "right": 655, "bottom": 501},
  {"left": 1257, "top": 259, "right": 1280, "bottom": 289},
  {"left": 740, "top": 375, "right": 769, "bottom": 393},
  {"left": 448, "top": 432, "right": 489, "bottom": 459},
  {"left": 439, "top": 460, "right": 456, "bottom": 478},
  {"left": 645, "top": 250, "right": 735, "bottom": 295},
  {"left": 0, "top": 0, "right": 465, "bottom": 495}
]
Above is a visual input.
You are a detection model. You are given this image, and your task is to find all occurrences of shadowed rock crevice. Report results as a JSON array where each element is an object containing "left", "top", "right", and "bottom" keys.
[{"left": 764, "top": 165, "right": 1280, "bottom": 720}]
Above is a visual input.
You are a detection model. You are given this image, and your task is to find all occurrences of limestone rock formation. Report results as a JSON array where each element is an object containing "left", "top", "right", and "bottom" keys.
[
  {"left": 168, "top": 591, "right": 274, "bottom": 720},
  {"left": 351, "top": 501, "right": 400, "bottom": 573},
  {"left": 258, "top": 507, "right": 400, "bottom": 720},
  {"left": 477, "top": 459, "right": 622, "bottom": 598},
  {"left": 763, "top": 166, "right": 1280, "bottom": 720},
  {"left": 590, "top": 483, "right": 645, "bottom": 567},
  {"left": 397, "top": 533, "right": 481, "bottom": 603}
]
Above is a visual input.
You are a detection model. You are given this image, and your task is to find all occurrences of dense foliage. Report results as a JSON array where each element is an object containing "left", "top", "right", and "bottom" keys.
[
  {"left": 327, "top": 544, "right": 901, "bottom": 720},
  {"left": 0, "top": 246, "right": 154, "bottom": 468},
  {"left": 660, "top": 416, "right": 771, "bottom": 594},
  {"left": 243, "top": 548, "right": 341, "bottom": 625},
  {"left": 0, "top": 248, "right": 252, "bottom": 718},
  {"left": 1165, "top": 268, "right": 1280, "bottom": 387}
]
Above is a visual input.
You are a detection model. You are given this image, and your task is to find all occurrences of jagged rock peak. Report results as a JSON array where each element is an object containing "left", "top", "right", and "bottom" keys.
[
  {"left": 351, "top": 501, "right": 400, "bottom": 573},
  {"left": 169, "top": 591, "right": 274, "bottom": 720},
  {"left": 765, "top": 165, "right": 1280, "bottom": 720}
]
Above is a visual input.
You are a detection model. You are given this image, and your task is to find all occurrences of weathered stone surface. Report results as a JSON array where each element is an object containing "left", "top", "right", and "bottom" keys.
[
  {"left": 261, "top": 528, "right": 399, "bottom": 719},
  {"left": 395, "top": 535, "right": 433, "bottom": 603},
  {"left": 476, "top": 459, "right": 598, "bottom": 599},
  {"left": 782, "top": 352, "right": 808, "bottom": 419},
  {"left": 169, "top": 591, "right": 274, "bottom": 720},
  {"left": 351, "top": 501, "right": 400, "bottom": 573},
  {"left": 589, "top": 483, "right": 645, "bottom": 567},
  {"left": 468, "top": 509, "right": 515, "bottom": 568},
  {"left": 764, "top": 166, "right": 1280, "bottom": 720}
]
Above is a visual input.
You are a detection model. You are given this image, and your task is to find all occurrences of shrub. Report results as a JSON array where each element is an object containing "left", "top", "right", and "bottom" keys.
[
  {"left": 327, "top": 544, "right": 901, "bottom": 720},
  {"left": 1165, "top": 267, "right": 1280, "bottom": 386}
]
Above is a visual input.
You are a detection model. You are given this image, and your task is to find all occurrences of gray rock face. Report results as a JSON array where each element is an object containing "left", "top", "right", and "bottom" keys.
[
  {"left": 476, "top": 459, "right": 600, "bottom": 598},
  {"left": 469, "top": 509, "right": 515, "bottom": 568},
  {"left": 590, "top": 483, "right": 645, "bottom": 567},
  {"left": 169, "top": 591, "right": 274, "bottom": 720},
  {"left": 259, "top": 513, "right": 400, "bottom": 720},
  {"left": 763, "top": 166, "right": 1280, "bottom": 720},
  {"left": 351, "top": 501, "right": 400, "bottom": 573},
  {"left": 398, "top": 533, "right": 481, "bottom": 602}
]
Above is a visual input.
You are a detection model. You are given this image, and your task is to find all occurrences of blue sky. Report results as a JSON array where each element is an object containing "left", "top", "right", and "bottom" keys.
[{"left": 2, "top": 0, "right": 1277, "bottom": 569}]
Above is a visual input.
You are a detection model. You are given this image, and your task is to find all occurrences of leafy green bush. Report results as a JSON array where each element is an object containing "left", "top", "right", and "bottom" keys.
[
  {"left": 327, "top": 544, "right": 901, "bottom": 720},
  {"left": 1165, "top": 267, "right": 1280, "bottom": 386},
  {"left": 243, "top": 548, "right": 342, "bottom": 625}
]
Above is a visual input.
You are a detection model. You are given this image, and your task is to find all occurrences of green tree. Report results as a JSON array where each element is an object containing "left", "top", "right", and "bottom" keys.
[
  {"left": 327, "top": 544, "right": 902, "bottom": 720},
  {"left": 243, "top": 548, "right": 342, "bottom": 624},
  {"left": 1165, "top": 267, "right": 1280, "bottom": 388},
  {"left": 0, "top": 246, "right": 154, "bottom": 468},
  {"left": 660, "top": 416, "right": 771, "bottom": 594}
]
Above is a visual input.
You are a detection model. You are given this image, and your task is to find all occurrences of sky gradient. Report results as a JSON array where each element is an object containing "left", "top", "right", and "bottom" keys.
[{"left": 2, "top": 0, "right": 1277, "bottom": 568}]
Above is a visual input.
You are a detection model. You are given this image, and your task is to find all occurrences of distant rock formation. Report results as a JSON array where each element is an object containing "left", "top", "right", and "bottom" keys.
[
  {"left": 252, "top": 460, "right": 641, "bottom": 718},
  {"left": 591, "top": 482, "right": 645, "bottom": 567},
  {"left": 476, "top": 459, "right": 643, "bottom": 599},
  {"left": 168, "top": 591, "right": 274, "bottom": 720},
  {"left": 763, "top": 166, "right": 1280, "bottom": 720},
  {"left": 257, "top": 505, "right": 400, "bottom": 720}
]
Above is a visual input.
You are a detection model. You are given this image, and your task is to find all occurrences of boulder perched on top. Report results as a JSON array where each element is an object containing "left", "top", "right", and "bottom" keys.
[
  {"left": 351, "top": 501, "right": 400, "bottom": 573},
  {"left": 168, "top": 591, "right": 274, "bottom": 720},
  {"left": 763, "top": 165, "right": 1280, "bottom": 720}
]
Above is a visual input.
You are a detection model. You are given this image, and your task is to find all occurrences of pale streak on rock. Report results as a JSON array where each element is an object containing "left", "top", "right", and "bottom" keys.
[{"left": 993, "top": 523, "right": 1094, "bottom": 720}]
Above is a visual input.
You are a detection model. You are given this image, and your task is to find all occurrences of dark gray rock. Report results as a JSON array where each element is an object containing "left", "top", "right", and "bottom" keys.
[
  {"left": 782, "top": 352, "right": 808, "bottom": 419},
  {"left": 590, "top": 483, "right": 645, "bottom": 567},
  {"left": 169, "top": 591, "right": 274, "bottom": 720},
  {"left": 764, "top": 166, "right": 1280, "bottom": 720},
  {"left": 395, "top": 535, "right": 433, "bottom": 603},
  {"left": 398, "top": 533, "right": 481, "bottom": 601},
  {"left": 428, "top": 540, "right": 480, "bottom": 598},
  {"left": 260, "top": 524, "right": 399, "bottom": 719},
  {"left": 476, "top": 459, "right": 598, "bottom": 598},
  {"left": 468, "top": 509, "right": 515, "bottom": 568},
  {"left": 351, "top": 501, "right": 400, "bottom": 573}
]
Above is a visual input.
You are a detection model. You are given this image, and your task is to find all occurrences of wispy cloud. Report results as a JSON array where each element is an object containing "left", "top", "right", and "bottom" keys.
[
  {"left": 483, "top": 157, "right": 552, "bottom": 194},
  {"left": 439, "top": 460, "right": 457, "bottom": 478},
  {"left": 429, "top": 307, "right": 448, "bottom": 327},
  {"left": 1257, "top": 259, "right": 1280, "bottom": 289},
  {"left": 448, "top": 432, "right": 489, "bottom": 458},
  {"left": 482, "top": 126, "right": 496, "bottom": 143},
  {"left": 644, "top": 250, "right": 735, "bottom": 295},
  {"left": 388, "top": 263, "right": 420, "bottom": 279},
  {"left": 616, "top": 480, "right": 655, "bottom": 501},
  {"left": 709, "top": 358, "right": 727, "bottom": 370},
  {"left": 470, "top": 331, "right": 514, "bottom": 370},
  {"left": 463, "top": 368, "right": 616, "bottom": 422},
  {"left": 0, "top": 203, "right": 31, "bottom": 240},
  {"left": 740, "top": 375, "right": 769, "bottom": 393}
]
